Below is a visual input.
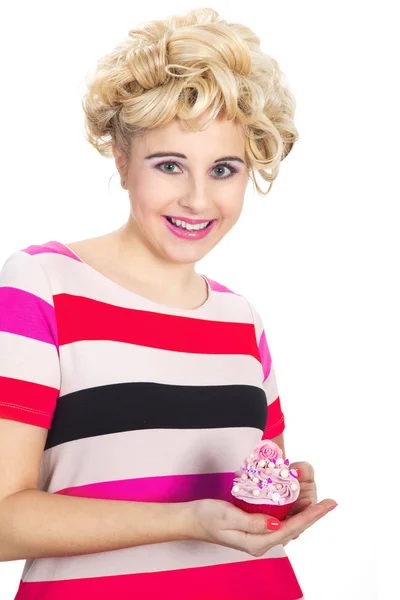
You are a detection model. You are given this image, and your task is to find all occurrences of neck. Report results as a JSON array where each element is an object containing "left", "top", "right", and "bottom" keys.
[{"left": 110, "top": 221, "right": 200, "bottom": 293}]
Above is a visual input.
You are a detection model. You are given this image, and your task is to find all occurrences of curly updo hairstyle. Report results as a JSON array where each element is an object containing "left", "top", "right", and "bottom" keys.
[{"left": 82, "top": 7, "right": 299, "bottom": 196}]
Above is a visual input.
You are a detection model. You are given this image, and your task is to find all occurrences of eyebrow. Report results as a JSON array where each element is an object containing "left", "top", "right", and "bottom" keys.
[{"left": 144, "top": 152, "right": 245, "bottom": 164}]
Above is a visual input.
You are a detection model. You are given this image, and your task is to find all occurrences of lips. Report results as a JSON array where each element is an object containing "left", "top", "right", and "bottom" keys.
[
  {"left": 164, "top": 216, "right": 213, "bottom": 225},
  {"left": 161, "top": 215, "right": 216, "bottom": 240}
]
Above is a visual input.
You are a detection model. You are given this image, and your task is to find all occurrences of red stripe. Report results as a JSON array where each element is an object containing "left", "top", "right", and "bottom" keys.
[
  {"left": 15, "top": 557, "right": 303, "bottom": 600},
  {"left": 54, "top": 294, "right": 260, "bottom": 358},
  {"left": 262, "top": 397, "right": 285, "bottom": 439},
  {"left": 0, "top": 376, "right": 57, "bottom": 428}
]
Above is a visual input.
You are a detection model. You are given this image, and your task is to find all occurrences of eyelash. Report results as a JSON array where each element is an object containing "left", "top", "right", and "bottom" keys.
[{"left": 154, "top": 161, "right": 238, "bottom": 179}]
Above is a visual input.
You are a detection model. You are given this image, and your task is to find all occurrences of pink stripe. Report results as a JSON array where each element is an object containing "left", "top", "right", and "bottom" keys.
[
  {"left": 259, "top": 329, "right": 272, "bottom": 381},
  {"left": 0, "top": 287, "right": 58, "bottom": 347},
  {"left": 56, "top": 472, "right": 235, "bottom": 503},
  {"left": 23, "top": 240, "right": 82, "bottom": 262},
  {"left": 205, "top": 277, "right": 237, "bottom": 294}
]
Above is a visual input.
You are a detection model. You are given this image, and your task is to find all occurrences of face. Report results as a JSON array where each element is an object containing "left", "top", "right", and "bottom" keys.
[{"left": 113, "top": 113, "right": 250, "bottom": 266}]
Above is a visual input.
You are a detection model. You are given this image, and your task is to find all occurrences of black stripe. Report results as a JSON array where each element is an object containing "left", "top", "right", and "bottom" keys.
[{"left": 44, "top": 382, "right": 267, "bottom": 449}]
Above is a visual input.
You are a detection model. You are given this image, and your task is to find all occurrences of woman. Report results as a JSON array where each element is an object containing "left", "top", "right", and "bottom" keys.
[{"left": 0, "top": 7, "right": 337, "bottom": 600}]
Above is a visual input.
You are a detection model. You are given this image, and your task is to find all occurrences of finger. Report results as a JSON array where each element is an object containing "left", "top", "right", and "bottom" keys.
[
  {"left": 291, "top": 499, "right": 336, "bottom": 538},
  {"left": 227, "top": 506, "right": 281, "bottom": 535},
  {"left": 289, "top": 461, "right": 314, "bottom": 482},
  {"left": 281, "top": 498, "right": 337, "bottom": 537},
  {"left": 295, "top": 498, "right": 313, "bottom": 509},
  {"left": 287, "top": 498, "right": 313, "bottom": 517},
  {"left": 297, "top": 489, "right": 318, "bottom": 505},
  {"left": 226, "top": 499, "right": 336, "bottom": 555}
]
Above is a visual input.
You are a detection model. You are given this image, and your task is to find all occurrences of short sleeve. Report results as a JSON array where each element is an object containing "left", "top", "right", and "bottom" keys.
[
  {"left": 247, "top": 299, "right": 285, "bottom": 439},
  {"left": 0, "top": 250, "right": 60, "bottom": 429}
]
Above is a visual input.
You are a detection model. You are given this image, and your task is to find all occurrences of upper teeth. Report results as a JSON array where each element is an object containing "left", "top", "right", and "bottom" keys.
[{"left": 170, "top": 217, "right": 210, "bottom": 230}]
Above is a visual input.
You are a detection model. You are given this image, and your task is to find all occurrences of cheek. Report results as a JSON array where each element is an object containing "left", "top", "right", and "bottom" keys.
[
  {"left": 220, "top": 197, "right": 244, "bottom": 222},
  {"left": 130, "top": 195, "right": 160, "bottom": 221}
]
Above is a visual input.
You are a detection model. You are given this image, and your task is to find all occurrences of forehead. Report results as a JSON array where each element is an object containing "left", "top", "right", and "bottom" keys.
[{"left": 133, "top": 114, "right": 245, "bottom": 155}]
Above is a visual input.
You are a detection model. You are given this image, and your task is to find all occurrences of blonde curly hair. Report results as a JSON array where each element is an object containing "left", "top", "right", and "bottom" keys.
[{"left": 82, "top": 7, "right": 299, "bottom": 196}]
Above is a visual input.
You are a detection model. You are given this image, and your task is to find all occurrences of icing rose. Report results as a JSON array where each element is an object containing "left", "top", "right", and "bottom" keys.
[{"left": 252, "top": 439, "right": 283, "bottom": 463}]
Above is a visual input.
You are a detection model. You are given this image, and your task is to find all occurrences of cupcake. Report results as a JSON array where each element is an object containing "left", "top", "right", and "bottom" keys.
[{"left": 231, "top": 439, "right": 301, "bottom": 520}]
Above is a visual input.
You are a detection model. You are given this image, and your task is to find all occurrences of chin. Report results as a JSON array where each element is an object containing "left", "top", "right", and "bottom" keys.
[
  {"left": 154, "top": 220, "right": 226, "bottom": 263},
  {"left": 163, "top": 246, "right": 210, "bottom": 264}
]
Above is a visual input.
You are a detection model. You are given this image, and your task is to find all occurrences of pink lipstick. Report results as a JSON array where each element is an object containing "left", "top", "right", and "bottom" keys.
[{"left": 161, "top": 216, "right": 216, "bottom": 240}]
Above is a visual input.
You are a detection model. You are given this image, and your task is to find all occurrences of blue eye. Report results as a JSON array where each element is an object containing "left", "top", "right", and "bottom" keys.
[
  {"left": 212, "top": 163, "right": 237, "bottom": 178},
  {"left": 155, "top": 161, "right": 237, "bottom": 179}
]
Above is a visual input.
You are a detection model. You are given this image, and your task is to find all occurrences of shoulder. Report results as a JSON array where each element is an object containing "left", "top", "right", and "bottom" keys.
[
  {"left": 206, "top": 275, "right": 268, "bottom": 339},
  {"left": 205, "top": 275, "right": 262, "bottom": 325},
  {"left": 205, "top": 275, "right": 251, "bottom": 307},
  {"left": 0, "top": 242, "right": 62, "bottom": 347},
  {"left": 0, "top": 240, "right": 74, "bottom": 301},
  {"left": 1, "top": 239, "right": 80, "bottom": 275},
  {"left": 205, "top": 277, "right": 239, "bottom": 296},
  {"left": 1, "top": 240, "right": 72, "bottom": 269}
]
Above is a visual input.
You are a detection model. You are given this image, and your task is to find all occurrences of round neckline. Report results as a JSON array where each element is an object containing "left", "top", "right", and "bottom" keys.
[{"left": 52, "top": 240, "right": 213, "bottom": 313}]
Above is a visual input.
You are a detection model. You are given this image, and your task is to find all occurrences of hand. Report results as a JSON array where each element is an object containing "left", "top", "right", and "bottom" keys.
[
  {"left": 186, "top": 496, "right": 337, "bottom": 557},
  {"left": 286, "top": 460, "right": 337, "bottom": 541},
  {"left": 286, "top": 461, "right": 318, "bottom": 518}
]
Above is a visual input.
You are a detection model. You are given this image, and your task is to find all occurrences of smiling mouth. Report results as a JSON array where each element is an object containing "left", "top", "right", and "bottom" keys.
[{"left": 165, "top": 216, "right": 214, "bottom": 230}]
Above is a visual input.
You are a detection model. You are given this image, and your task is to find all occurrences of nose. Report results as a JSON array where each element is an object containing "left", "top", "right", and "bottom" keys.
[{"left": 177, "top": 178, "right": 213, "bottom": 215}]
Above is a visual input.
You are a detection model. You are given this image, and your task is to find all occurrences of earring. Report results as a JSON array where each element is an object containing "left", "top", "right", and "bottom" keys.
[{"left": 121, "top": 180, "right": 125, "bottom": 187}]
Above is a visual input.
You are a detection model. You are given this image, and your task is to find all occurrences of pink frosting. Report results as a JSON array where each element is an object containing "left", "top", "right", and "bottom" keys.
[{"left": 231, "top": 439, "right": 300, "bottom": 506}]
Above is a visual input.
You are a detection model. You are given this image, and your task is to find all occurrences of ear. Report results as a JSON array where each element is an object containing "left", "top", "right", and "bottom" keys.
[{"left": 112, "top": 143, "right": 125, "bottom": 174}]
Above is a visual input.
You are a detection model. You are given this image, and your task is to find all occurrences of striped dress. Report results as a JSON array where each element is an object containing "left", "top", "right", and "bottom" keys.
[{"left": 0, "top": 240, "right": 304, "bottom": 600}]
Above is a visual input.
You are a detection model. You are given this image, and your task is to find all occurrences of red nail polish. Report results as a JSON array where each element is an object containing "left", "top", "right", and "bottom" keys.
[
  {"left": 266, "top": 518, "right": 281, "bottom": 531},
  {"left": 296, "top": 468, "right": 302, "bottom": 478}
]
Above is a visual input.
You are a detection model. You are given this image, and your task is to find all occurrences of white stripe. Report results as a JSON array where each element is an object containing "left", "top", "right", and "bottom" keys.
[
  {"left": 0, "top": 331, "right": 60, "bottom": 389},
  {"left": 22, "top": 540, "right": 287, "bottom": 582},
  {"left": 247, "top": 298, "right": 265, "bottom": 345},
  {"left": 38, "top": 252, "right": 253, "bottom": 320},
  {"left": 0, "top": 251, "right": 53, "bottom": 303},
  {"left": 59, "top": 340, "right": 265, "bottom": 396},
  {"left": 39, "top": 427, "right": 264, "bottom": 493},
  {"left": 263, "top": 361, "right": 280, "bottom": 407}
]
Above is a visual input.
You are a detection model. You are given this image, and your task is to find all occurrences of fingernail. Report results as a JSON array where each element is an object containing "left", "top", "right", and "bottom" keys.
[
  {"left": 266, "top": 518, "right": 281, "bottom": 531},
  {"left": 327, "top": 503, "right": 338, "bottom": 512}
]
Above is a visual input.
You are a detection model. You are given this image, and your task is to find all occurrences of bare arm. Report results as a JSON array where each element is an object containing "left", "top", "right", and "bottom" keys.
[
  {"left": 0, "top": 488, "right": 192, "bottom": 562},
  {"left": 0, "top": 418, "right": 191, "bottom": 562}
]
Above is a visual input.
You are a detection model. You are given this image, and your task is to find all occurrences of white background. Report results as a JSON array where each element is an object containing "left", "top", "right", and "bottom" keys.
[{"left": 1, "top": 2, "right": 398, "bottom": 599}]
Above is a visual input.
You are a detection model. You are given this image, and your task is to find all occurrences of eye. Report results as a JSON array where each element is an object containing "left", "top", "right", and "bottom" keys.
[
  {"left": 155, "top": 161, "right": 238, "bottom": 179},
  {"left": 156, "top": 161, "right": 181, "bottom": 174},
  {"left": 212, "top": 163, "right": 237, "bottom": 178}
]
